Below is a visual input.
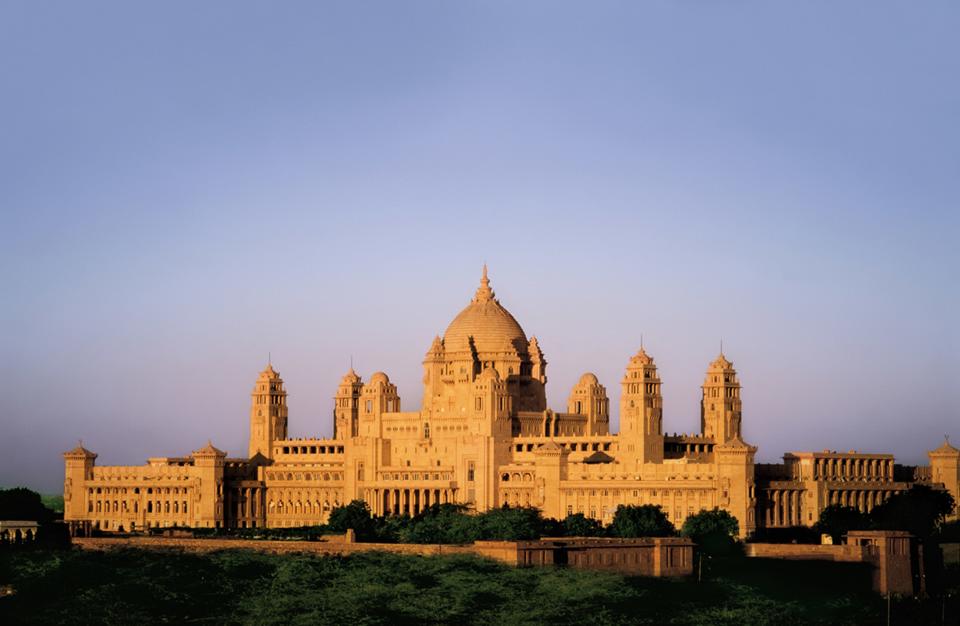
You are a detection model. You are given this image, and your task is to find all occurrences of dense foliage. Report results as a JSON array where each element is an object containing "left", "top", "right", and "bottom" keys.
[
  {"left": 608, "top": 505, "right": 676, "bottom": 538},
  {"left": 4, "top": 547, "right": 948, "bottom": 625},
  {"left": 680, "top": 508, "right": 740, "bottom": 556},
  {"left": 814, "top": 485, "right": 956, "bottom": 542},
  {"left": 870, "top": 485, "right": 955, "bottom": 538},
  {"left": 814, "top": 505, "right": 871, "bottom": 544},
  {"left": 0, "top": 489, "right": 55, "bottom": 523}
]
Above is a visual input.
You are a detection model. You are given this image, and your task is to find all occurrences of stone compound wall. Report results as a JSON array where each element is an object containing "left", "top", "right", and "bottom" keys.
[
  {"left": 73, "top": 535, "right": 695, "bottom": 577},
  {"left": 745, "top": 543, "right": 868, "bottom": 562}
]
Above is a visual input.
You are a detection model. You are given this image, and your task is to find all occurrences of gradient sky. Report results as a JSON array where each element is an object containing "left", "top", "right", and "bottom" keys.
[{"left": 1, "top": 2, "right": 958, "bottom": 493}]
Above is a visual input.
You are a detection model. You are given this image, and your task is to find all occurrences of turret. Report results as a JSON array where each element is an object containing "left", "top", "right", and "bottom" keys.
[
  {"left": 359, "top": 372, "right": 399, "bottom": 437},
  {"left": 700, "top": 353, "right": 742, "bottom": 444},
  {"left": 334, "top": 368, "right": 363, "bottom": 439},
  {"left": 473, "top": 366, "right": 511, "bottom": 435},
  {"left": 619, "top": 347, "right": 663, "bottom": 463},
  {"left": 192, "top": 441, "right": 226, "bottom": 528},
  {"left": 63, "top": 443, "right": 96, "bottom": 525},
  {"left": 930, "top": 437, "right": 960, "bottom": 522},
  {"left": 568, "top": 373, "right": 610, "bottom": 435},
  {"left": 248, "top": 363, "right": 288, "bottom": 459}
]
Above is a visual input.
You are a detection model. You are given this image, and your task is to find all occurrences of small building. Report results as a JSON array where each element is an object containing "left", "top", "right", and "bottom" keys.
[{"left": 0, "top": 521, "right": 40, "bottom": 545}]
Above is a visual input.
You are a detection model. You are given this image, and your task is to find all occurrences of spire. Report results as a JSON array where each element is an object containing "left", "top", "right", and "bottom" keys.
[{"left": 473, "top": 264, "right": 496, "bottom": 303}]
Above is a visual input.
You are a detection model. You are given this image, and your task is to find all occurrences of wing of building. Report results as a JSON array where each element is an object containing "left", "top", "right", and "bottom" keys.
[{"left": 62, "top": 268, "right": 960, "bottom": 537}]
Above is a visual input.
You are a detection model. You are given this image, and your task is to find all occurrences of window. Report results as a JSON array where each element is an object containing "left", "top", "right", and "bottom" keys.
[
  {"left": 467, "top": 461, "right": 475, "bottom": 482},
  {"left": 366, "top": 400, "right": 373, "bottom": 412}
]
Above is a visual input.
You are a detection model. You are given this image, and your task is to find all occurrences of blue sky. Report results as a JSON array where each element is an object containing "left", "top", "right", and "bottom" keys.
[{"left": 1, "top": 2, "right": 957, "bottom": 492}]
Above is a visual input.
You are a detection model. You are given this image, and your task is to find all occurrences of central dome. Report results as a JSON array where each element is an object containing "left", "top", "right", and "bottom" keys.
[{"left": 443, "top": 267, "right": 528, "bottom": 355}]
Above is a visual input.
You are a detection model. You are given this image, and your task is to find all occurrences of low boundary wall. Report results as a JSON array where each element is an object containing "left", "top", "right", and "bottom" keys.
[{"left": 73, "top": 535, "right": 695, "bottom": 577}]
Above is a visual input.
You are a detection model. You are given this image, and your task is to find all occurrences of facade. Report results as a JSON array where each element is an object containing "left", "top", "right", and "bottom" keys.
[{"left": 63, "top": 268, "right": 960, "bottom": 537}]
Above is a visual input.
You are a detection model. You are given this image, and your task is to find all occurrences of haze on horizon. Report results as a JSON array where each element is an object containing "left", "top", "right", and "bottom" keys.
[{"left": 1, "top": 2, "right": 957, "bottom": 493}]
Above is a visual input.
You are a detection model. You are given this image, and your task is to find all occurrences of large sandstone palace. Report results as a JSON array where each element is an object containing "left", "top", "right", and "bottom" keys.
[{"left": 63, "top": 269, "right": 960, "bottom": 537}]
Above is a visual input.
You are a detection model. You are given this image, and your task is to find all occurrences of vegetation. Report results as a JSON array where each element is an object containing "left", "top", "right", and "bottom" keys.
[
  {"left": 607, "top": 505, "right": 676, "bottom": 538},
  {"left": 813, "top": 485, "right": 956, "bottom": 543},
  {"left": 814, "top": 505, "right": 871, "bottom": 544},
  {"left": 5, "top": 546, "right": 952, "bottom": 625},
  {"left": 0, "top": 489, "right": 56, "bottom": 524},
  {"left": 680, "top": 508, "right": 740, "bottom": 556}
]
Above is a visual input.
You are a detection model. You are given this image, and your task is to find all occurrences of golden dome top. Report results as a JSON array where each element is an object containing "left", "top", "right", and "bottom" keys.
[
  {"left": 578, "top": 372, "right": 599, "bottom": 385},
  {"left": 443, "top": 266, "right": 528, "bottom": 355},
  {"left": 369, "top": 371, "right": 390, "bottom": 385}
]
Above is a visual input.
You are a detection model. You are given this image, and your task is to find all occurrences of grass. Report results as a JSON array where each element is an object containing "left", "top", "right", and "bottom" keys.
[{"left": 0, "top": 548, "right": 957, "bottom": 625}]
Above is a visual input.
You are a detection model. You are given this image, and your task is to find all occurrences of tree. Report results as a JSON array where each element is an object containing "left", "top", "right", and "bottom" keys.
[
  {"left": 0, "top": 488, "right": 54, "bottom": 523},
  {"left": 477, "top": 506, "right": 544, "bottom": 540},
  {"left": 814, "top": 505, "right": 870, "bottom": 543},
  {"left": 608, "top": 505, "right": 675, "bottom": 538},
  {"left": 326, "top": 500, "right": 377, "bottom": 539},
  {"left": 681, "top": 508, "right": 739, "bottom": 556},
  {"left": 869, "top": 485, "right": 955, "bottom": 539},
  {"left": 561, "top": 513, "right": 603, "bottom": 537}
]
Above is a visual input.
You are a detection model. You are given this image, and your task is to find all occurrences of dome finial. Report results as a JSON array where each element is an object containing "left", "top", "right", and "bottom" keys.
[{"left": 473, "top": 264, "right": 495, "bottom": 303}]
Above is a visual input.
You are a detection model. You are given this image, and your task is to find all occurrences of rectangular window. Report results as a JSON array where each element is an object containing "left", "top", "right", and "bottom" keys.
[{"left": 467, "top": 461, "right": 475, "bottom": 482}]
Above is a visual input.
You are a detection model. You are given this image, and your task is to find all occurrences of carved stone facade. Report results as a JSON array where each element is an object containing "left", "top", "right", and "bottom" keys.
[{"left": 63, "top": 269, "right": 959, "bottom": 536}]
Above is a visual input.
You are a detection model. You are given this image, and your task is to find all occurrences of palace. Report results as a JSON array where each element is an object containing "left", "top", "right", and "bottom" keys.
[{"left": 63, "top": 269, "right": 960, "bottom": 537}]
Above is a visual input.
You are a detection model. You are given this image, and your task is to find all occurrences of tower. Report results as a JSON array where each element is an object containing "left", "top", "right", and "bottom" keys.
[
  {"left": 334, "top": 368, "right": 363, "bottom": 439},
  {"left": 248, "top": 363, "right": 288, "bottom": 459},
  {"left": 929, "top": 437, "right": 960, "bottom": 521},
  {"left": 700, "top": 353, "right": 742, "bottom": 444},
  {"left": 619, "top": 347, "right": 663, "bottom": 463},
  {"left": 192, "top": 441, "right": 226, "bottom": 528},
  {"left": 359, "top": 371, "right": 399, "bottom": 437},
  {"left": 63, "top": 444, "right": 96, "bottom": 532},
  {"left": 568, "top": 373, "right": 610, "bottom": 435}
]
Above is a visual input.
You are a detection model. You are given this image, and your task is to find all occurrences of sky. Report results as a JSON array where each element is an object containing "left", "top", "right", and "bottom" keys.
[{"left": 1, "top": 2, "right": 958, "bottom": 493}]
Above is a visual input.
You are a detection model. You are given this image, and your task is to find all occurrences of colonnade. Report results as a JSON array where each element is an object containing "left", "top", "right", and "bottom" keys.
[
  {"left": 227, "top": 486, "right": 264, "bottom": 527},
  {"left": 828, "top": 488, "right": 898, "bottom": 513},
  {"left": 814, "top": 458, "right": 892, "bottom": 481},
  {"left": 370, "top": 487, "right": 456, "bottom": 516},
  {"left": 764, "top": 489, "right": 804, "bottom": 527}
]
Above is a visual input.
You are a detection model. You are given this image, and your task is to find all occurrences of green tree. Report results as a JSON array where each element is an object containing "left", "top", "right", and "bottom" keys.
[
  {"left": 814, "top": 505, "right": 870, "bottom": 543},
  {"left": 561, "top": 513, "right": 603, "bottom": 537},
  {"left": 326, "top": 500, "right": 377, "bottom": 539},
  {"left": 608, "top": 505, "right": 675, "bottom": 538},
  {"left": 869, "top": 484, "right": 955, "bottom": 539},
  {"left": 681, "top": 508, "right": 739, "bottom": 556},
  {"left": 0, "top": 487, "right": 54, "bottom": 523},
  {"left": 477, "top": 506, "right": 544, "bottom": 540}
]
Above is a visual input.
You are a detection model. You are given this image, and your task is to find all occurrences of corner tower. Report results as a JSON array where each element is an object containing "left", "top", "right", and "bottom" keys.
[
  {"left": 249, "top": 363, "right": 288, "bottom": 459},
  {"left": 701, "top": 353, "right": 742, "bottom": 444},
  {"left": 619, "top": 347, "right": 663, "bottom": 463}
]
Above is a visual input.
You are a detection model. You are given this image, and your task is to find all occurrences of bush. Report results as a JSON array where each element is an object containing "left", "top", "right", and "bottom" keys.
[{"left": 608, "top": 505, "right": 675, "bottom": 538}]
